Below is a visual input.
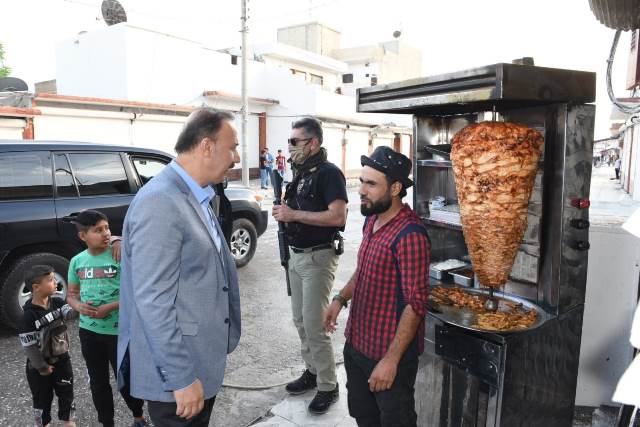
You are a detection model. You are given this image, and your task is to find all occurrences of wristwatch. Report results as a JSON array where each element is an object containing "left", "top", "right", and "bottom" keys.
[{"left": 332, "top": 293, "right": 348, "bottom": 308}]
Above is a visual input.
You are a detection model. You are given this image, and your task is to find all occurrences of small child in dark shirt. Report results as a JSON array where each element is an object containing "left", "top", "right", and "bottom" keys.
[{"left": 18, "top": 264, "right": 77, "bottom": 427}]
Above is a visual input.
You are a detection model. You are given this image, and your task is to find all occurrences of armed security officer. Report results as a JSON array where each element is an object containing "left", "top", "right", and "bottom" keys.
[{"left": 272, "top": 117, "right": 348, "bottom": 414}]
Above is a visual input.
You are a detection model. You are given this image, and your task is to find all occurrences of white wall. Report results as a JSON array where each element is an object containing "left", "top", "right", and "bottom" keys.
[
  {"left": 631, "top": 128, "right": 640, "bottom": 201},
  {"left": 400, "top": 134, "right": 412, "bottom": 158},
  {"left": 33, "top": 105, "right": 263, "bottom": 172},
  {"left": 33, "top": 107, "right": 182, "bottom": 157},
  {"left": 56, "top": 25, "right": 128, "bottom": 100},
  {"left": 128, "top": 115, "right": 186, "bottom": 154},
  {"left": 53, "top": 24, "right": 412, "bottom": 176},
  {"left": 576, "top": 224, "right": 640, "bottom": 406},
  {"left": 261, "top": 56, "right": 340, "bottom": 91},
  {"left": 34, "top": 108, "right": 132, "bottom": 145},
  {"left": 372, "top": 135, "right": 394, "bottom": 150},
  {"left": 345, "top": 128, "right": 371, "bottom": 173},
  {"left": 322, "top": 126, "right": 343, "bottom": 167},
  {"left": 0, "top": 118, "right": 26, "bottom": 139}
]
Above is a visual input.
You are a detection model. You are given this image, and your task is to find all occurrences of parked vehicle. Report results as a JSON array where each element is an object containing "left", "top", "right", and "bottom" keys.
[{"left": 0, "top": 141, "right": 267, "bottom": 329}]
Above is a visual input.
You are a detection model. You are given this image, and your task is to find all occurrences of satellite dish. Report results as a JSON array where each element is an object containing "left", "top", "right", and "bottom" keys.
[
  {"left": 101, "top": 0, "right": 127, "bottom": 26},
  {"left": 0, "top": 77, "right": 28, "bottom": 92},
  {"left": 392, "top": 30, "right": 401, "bottom": 39}
]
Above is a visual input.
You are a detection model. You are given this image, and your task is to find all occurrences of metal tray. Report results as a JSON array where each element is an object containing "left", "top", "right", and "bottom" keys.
[
  {"left": 429, "top": 260, "right": 467, "bottom": 280},
  {"left": 424, "top": 144, "right": 451, "bottom": 159},
  {"left": 427, "top": 285, "right": 552, "bottom": 334},
  {"left": 449, "top": 267, "right": 474, "bottom": 287}
]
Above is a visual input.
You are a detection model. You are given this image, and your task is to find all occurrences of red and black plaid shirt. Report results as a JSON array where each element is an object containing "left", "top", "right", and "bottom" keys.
[{"left": 345, "top": 204, "right": 430, "bottom": 361}]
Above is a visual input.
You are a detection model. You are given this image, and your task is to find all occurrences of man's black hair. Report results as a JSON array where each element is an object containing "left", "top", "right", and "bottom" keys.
[
  {"left": 24, "top": 265, "right": 55, "bottom": 292},
  {"left": 74, "top": 209, "right": 108, "bottom": 232},
  {"left": 175, "top": 108, "right": 235, "bottom": 153},
  {"left": 291, "top": 117, "right": 323, "bottom": 144},
  {"left": 383, "top": 175, "right": 407, "bottom": 199}
]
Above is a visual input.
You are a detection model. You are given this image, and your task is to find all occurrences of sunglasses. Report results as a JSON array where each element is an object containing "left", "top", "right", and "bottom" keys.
[{"left": 287, "top": 137, "right": 313, "bottom": 147}]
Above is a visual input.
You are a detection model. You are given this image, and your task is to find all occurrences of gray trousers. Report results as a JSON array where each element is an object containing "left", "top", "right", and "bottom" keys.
[{"left": 289, "top": 247, "right": 339, "bottom": 391}]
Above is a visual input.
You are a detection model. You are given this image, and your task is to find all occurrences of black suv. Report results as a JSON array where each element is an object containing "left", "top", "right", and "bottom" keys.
[{"left": 0, "top": 141, "right": 268, "bottom": 329}]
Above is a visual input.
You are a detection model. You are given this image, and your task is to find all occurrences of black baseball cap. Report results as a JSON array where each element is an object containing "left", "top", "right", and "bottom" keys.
[{"left": 361, "top": 146, "right": 413, "bottom": 189}]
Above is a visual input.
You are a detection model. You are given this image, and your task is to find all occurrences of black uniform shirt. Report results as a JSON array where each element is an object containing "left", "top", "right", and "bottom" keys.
[{"left": 285, "top": 162, "right": 348, "bottom": 248}]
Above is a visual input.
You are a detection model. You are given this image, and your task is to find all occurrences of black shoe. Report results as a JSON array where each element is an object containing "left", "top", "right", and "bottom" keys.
[
  {"left": 285, "top": 369, "right": 317, "bottom": 395},
  {"left": 308, "top": 383, "right": 339, "bottom": 414}
]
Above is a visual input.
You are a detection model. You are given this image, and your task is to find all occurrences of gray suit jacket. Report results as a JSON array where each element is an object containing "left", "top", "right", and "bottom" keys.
[{"left": 117, "top": 166, "right": 241, "bottom": 402}]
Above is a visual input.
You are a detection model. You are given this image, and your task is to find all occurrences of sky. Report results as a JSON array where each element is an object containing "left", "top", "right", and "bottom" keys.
[{"left": 0, "top": 0, "right": 633, "bottom": 139}]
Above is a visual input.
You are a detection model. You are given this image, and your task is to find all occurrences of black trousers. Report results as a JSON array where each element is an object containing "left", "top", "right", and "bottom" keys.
[
  {"left": 344, "top": 342, "right": 419, "bottom": 427},
  {"left": 147, "top": 396, "right": 216, "bottom": 427},
  {"left": 26, "top": 354, "right": 75, "bottom": 426},
  {"left": 79, "top": 328, "right": 144, "bottom": 426}
]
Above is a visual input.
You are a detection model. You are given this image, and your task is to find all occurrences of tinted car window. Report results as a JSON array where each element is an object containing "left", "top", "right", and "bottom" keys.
[
  {"left": 132, "top": 157, "right": 168, "bottom": 186},
  {"left": 68, "top": 153, "right": 131, "bottom": 196},
  {"left": 54, "top": 153, "right": 78, "bottom": 198},
  {"left": 0, "top": 151, "right": 52, "bottom": 200}
]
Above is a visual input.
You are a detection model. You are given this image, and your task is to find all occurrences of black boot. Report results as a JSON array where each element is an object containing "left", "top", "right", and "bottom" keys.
[
  {"left": 285, "top": 370, "right": 317, "bottom": 395},
  {"left": 308, "top": 383, "right": 339, "bottom": 414}
]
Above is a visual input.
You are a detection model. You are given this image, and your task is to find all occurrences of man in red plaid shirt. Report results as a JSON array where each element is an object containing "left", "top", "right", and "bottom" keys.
[{"left": 324, "top": 146, "right": 430, "bottom": 427}]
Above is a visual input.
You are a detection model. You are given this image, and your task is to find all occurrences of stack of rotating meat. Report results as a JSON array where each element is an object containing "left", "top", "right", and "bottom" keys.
[{"left": 450, "top": 122, "right": 544, "bottom": 288}]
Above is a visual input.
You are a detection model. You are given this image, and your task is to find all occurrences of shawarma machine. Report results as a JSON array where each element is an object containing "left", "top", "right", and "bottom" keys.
[{"left": 356, "top": 62, "right": 596, "bottom": 426}]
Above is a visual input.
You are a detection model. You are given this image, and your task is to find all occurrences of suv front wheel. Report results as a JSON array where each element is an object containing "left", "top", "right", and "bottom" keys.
[
  {"left": 0, "top": 253, "right": 69, "bottom": 330},
  {"left": 230, "top": 218, "right": 257, "bottom": 268}
]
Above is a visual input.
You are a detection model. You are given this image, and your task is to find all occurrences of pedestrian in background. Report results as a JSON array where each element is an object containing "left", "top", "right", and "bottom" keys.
[
  {"left": 276, "top": 149, "right": 287, "bottom": 179},
  {"left": 264, "top": 147, "right": 275, "bottom": 184},
  {"left": 260, "top": 148, "right": 269, "bottom": 189}
]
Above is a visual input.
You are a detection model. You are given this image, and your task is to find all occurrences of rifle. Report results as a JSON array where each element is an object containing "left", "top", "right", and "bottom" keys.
[{"left": 271, "top": 170, "right": 291, "bottom": 296}]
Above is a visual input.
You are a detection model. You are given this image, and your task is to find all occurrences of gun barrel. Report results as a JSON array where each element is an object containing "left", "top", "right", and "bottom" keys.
[{"left": 271, "top": 169, "right": 291, "bottom": 296}]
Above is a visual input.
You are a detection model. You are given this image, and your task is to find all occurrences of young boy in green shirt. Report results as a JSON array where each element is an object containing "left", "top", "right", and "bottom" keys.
[{"left": 66, "top": 210, "right": 146, "bottom": 427}]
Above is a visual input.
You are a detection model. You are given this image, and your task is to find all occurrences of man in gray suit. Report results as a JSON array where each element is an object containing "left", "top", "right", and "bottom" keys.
[{"left": 117, "top": 108, "right": 241, "bottom": 427}]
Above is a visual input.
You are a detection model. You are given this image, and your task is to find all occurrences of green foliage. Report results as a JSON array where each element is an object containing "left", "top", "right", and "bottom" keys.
[{"left": 0, "top": 42, "right": 11, "bottom": 78}]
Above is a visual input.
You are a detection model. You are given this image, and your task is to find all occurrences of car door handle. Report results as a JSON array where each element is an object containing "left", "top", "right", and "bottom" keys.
[{"left": 62, "top": 214, "right": 79, "bottom": 223}]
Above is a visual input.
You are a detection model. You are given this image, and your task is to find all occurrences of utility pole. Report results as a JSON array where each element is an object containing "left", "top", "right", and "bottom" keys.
[{"left": 241, "top": 0, "right": 249, "bottom": 185}]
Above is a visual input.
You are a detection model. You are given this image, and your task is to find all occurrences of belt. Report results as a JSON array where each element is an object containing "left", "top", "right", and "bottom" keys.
[{"left": 291, "top": 243, "right": 332, "bottom": 254}]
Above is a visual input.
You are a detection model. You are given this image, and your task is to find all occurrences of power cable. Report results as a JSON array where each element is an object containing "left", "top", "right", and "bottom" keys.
[
  {"left": 607, "top": 30, "right": 640, "bottom": 114},
  {"left": 221, "top": 361, "right": 344, "bottom": 390}
]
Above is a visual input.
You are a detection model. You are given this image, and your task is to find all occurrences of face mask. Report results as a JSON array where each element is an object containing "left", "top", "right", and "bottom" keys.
[{"left": 289, "top": 145, "right": 309, "bottom": 165}]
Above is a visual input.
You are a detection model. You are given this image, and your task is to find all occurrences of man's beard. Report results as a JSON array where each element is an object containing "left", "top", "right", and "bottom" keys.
[{"left": 361, "top": 193, "right": 392, "bottom": 216}]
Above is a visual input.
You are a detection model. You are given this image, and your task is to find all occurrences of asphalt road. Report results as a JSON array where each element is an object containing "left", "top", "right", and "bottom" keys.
[{"left": 0, "top": 187, "right": 365, "bottom": 427}]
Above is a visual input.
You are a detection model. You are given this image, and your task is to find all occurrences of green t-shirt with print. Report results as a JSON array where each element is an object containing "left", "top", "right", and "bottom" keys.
[{"left": 68, "top": 246, "right": 120, "bottom": 335}]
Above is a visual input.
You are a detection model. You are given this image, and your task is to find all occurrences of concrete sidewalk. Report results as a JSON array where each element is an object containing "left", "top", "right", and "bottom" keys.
[
  {"left": 590, "top": 165, "right": 640, "bottom": 225},
  {"left": 250, "top": 365, "right": 355, "bottom": 427}
]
